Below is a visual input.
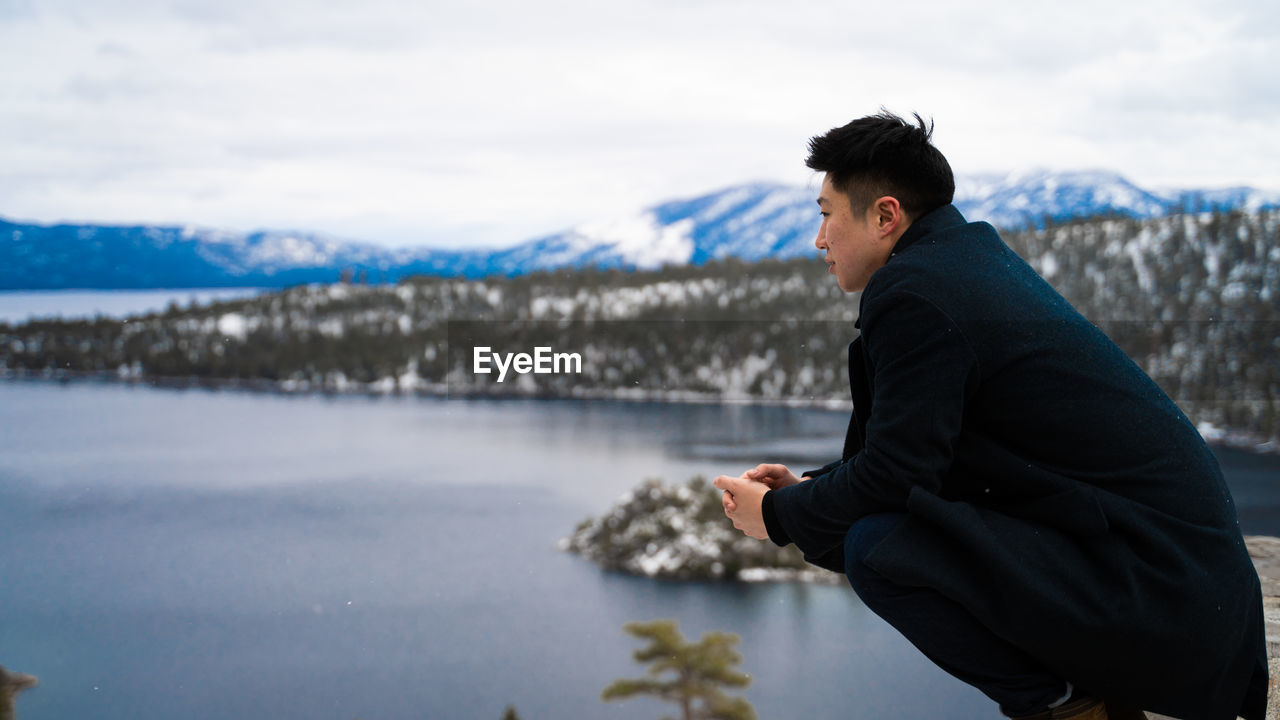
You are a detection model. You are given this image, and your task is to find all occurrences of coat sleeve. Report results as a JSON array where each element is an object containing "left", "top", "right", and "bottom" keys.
[
  {"left": 800, "top": 459, "right": 843, "bottom": 479},
  {"left": 768, "top": 290, "right": 979, "bottom": 563}
]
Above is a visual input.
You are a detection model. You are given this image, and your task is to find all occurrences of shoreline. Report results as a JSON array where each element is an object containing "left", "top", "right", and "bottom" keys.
[{"left": 5, "top": 368, "right": 1277, "bottom": 456}]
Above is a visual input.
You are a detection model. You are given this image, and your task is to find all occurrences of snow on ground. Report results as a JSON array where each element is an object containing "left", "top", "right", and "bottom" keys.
[
  {"left": 572, "top": 212, "right": 696, "bottom": 270},
  {"left": 216, "top": 313, "right": 249, "bottom": 341}
]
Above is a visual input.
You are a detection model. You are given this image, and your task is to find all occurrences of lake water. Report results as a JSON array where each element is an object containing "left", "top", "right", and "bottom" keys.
[
  {"left": 0, "top": 289, "right": 267, "bottom": 325},
  {"left": 2, "top": 381, "right": 1277, "bottom": 720}
]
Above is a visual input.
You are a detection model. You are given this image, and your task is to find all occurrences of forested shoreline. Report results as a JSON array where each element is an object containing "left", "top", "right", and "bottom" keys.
[{"left": 3, "top": 208, "right": 1277, "bottom": 446}]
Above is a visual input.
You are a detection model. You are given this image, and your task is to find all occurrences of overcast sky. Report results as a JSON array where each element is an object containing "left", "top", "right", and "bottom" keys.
[{"left": 2, "top": 0, "right": 1277, "bottom": 249}]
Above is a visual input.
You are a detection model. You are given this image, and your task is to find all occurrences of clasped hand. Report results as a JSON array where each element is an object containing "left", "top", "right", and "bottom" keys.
[{"left": 713, "top": 464, "right": 806, "bottom": 540}]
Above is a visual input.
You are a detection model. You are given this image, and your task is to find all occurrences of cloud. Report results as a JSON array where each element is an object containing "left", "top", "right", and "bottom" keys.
[{"left": 2, "top": 0, "right": 1277, "bottom": 248}]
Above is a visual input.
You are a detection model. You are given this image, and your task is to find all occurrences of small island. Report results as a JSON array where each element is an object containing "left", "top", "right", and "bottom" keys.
[{"left": 560, "top": 476, "right": 841, "bottom": 584}]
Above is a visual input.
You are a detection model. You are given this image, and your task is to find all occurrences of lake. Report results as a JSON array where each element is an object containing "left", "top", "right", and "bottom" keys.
[
  {"left": 1, "top": 381, "right": 1277, "bottom": 720},
  {"left": 0, "top": 289, "right": 267, "bottom": 325}
]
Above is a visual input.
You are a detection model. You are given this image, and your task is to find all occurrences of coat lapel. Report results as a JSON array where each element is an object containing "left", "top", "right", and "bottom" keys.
[{"left": 843, "top": 336, "right": 870, "bottom": 459}]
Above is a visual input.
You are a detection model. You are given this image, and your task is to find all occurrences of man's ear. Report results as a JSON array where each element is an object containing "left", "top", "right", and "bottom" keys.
[{"left": 872, "top": 196, "right": 905, "bottom": 238}]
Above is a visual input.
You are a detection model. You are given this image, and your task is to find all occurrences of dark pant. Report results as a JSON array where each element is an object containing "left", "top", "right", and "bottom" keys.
[{"left": 843, "top": 513, "right": 1071, "bottom": 717}]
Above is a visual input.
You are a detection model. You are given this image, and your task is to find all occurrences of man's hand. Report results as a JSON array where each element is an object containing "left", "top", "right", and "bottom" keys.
[
  {"left": 721, "top": 464, "right": 808, "bottom": 513},
  {"left": 713, "top": 474, "right": 770, "bottom": 540},
  {"left": 744, "top": 463, "right": 806, "bottom": 490}
]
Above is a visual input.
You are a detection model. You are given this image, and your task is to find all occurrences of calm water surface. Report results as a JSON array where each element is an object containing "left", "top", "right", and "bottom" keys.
[
  {"left": 1, "top": 381, "right": 1277, "bottom": 720},
  {"left": 0, "top": 288, "right": 266, "bottom": 324}
]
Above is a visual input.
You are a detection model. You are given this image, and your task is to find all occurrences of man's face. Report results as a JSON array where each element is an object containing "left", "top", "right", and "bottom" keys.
[{"left": 814, "top": 175, "right": 893, "bottom": 293}]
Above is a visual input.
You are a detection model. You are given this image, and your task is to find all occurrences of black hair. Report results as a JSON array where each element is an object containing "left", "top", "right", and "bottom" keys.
[{"left": 805, "top": 111, "right": 955, "bottom": 219}]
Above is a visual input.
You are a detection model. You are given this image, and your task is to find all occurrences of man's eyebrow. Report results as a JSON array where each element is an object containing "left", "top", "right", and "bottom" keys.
[{"left": 816, "top": 196, "right": 829, "bottom": 206}]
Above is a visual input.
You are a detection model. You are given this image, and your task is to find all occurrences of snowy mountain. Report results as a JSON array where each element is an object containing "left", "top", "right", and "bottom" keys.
[
  {"left": 485, "top": 183, "right": 819, "bottom": 275},
  {"left": 954, "top": 169, "right": 1171, "bottom": 228},
  {"left": 3, "top": 170, "right": 1277, "bottom": 289},
  {"left": 0, "top": 220, "right": 413, "bottom": 289}
]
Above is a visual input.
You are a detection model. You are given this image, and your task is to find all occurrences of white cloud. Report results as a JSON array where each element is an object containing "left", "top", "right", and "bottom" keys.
[{"left": 1, "top": 0, "right": 1277, "bottom": 248}]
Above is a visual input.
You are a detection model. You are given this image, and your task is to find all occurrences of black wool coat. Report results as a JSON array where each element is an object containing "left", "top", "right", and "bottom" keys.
[{"left": 762, "top": 204, "right": 1268, "bottom": 719}]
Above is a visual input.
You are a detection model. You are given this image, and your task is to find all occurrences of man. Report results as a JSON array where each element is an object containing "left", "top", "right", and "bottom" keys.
[{"left": 713, "top": 112, "right": 1267, "bottom": 719}]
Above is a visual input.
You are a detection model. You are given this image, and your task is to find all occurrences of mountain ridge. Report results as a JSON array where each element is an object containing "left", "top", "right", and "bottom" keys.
[{"left": 3, "top": 170, "right": 1278, "bottom": 290}]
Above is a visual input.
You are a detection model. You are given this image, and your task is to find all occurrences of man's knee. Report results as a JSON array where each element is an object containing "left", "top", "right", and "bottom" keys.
[{"left": 843, "top": 513, "right": 907, "bottom": 596}]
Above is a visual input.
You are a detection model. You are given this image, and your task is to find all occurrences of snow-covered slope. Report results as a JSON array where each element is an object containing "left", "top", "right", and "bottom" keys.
[
  {"left": 3, "top": 170, "right": 1276, "bottom": 289},
  {"left": 954, "top": 169, "right": 1171, "bottom": 229}
]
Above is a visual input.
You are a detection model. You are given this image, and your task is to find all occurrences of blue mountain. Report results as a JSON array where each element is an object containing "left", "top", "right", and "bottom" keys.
[{"left": 2, "top": 170, "right": 1276, "bottom": 289}]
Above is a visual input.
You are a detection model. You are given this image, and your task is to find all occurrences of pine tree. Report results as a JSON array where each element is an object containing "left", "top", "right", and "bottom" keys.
[
  {"left": 500, "top": 705, "right": 521, "bottom": 720},
  {"left": 0, "top": 665, "right": 38, "bottom": 720},
  {"left": 601, "top": 619, "right": 757, "bottom": 720}
]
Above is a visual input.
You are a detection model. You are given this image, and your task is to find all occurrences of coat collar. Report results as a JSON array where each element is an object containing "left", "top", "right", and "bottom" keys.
[
  {"left": 888, "top": 203, "right": 968, "bottom": 259},
  {"left": 852, "top": 203, "right": 967, "bottom": 330}
]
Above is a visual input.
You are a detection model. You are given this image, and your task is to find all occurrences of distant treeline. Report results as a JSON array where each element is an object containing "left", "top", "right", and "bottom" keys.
[{"left": 1, "top": 208, "right": 1277, "bottom": 443}]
